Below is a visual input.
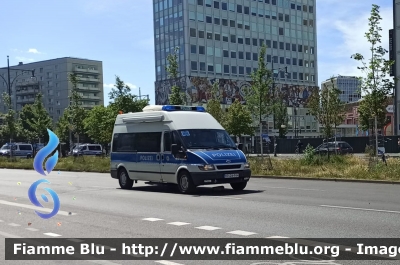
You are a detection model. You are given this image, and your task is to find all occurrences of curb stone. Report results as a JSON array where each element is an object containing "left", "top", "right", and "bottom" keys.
[
  {"left": 1, "top": 167, "right": 399, "bottom": 185},
  {"left": 251, "top": 175, "right": 400, "bottom": 185}
]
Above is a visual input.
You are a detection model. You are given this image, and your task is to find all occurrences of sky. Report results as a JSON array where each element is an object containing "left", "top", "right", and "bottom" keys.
[{"left": 0, "top": 0, "right": 393, "bottom": 106}]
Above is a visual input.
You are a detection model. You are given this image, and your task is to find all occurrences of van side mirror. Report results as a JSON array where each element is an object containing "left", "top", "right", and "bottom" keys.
[{"left": 171, "top": 144, "right": 179, "bottom": 155}]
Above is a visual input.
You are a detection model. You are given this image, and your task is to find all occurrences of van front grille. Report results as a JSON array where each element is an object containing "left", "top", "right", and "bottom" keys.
[{"left": 216, "top": 164, "right": 241, "bottom": 170}]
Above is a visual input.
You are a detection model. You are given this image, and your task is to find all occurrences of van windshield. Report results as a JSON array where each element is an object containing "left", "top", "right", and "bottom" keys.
[
  {"left": 0, "top": 145, "right": 10, "bottom": 150},
  {"left": 177, "top": 129, "right": 236, "bottom": 150}
]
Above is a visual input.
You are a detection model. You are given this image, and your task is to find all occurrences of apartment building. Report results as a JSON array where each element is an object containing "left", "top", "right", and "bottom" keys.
[
  {"left": 321, "top": 76, "right": 361, "bottom": 104},
  {"left": 153, "top": 0, "right": 320, "bottom": 138},
  {"left": 0, "top": 57, "right": 104, "bottom": 123}
]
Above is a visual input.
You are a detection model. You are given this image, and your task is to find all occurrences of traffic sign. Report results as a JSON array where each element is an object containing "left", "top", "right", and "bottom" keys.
[{"left": 386, "top": 105, "right": 393, "bottom": 113}]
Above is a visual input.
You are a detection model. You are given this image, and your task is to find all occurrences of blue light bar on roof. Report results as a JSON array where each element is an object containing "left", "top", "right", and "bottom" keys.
[{"left": 161, "top": 105, "right": 205, "bottom": 112}]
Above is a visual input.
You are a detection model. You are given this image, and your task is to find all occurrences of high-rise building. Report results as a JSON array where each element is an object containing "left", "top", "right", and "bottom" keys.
[
  {"left": 153, "top": 0, "right": 319, "bottom": 138},
  {"left": 392, "top": 0, "right": 399, "bottom": 135},
  {"left": 321, "top": 76, "right": 361, "bottom": 103},
  {"left": 0, "top": 57, "right": 104, "bottom": 123}
]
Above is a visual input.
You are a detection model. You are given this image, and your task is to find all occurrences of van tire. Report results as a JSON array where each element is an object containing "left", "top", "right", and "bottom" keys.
[
  {"left": 118, "top": 168, "right": 133, "bottom": 189},
  {"left": 27, "top": 155, "right": 32, "bottom": 159},
  {"left": 230, "top": 181, "right": 247, "bottom": 191},
  {"left": 177, "top": 170, "right": 196, "bottom": 194}
]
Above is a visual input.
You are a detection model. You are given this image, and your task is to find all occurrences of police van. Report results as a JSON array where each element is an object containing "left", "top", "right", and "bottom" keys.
[{"left": 110, "top": 105, "right": 251, "bottom": 193}]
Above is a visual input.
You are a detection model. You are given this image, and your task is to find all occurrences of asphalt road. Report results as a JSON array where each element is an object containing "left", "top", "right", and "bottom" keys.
[{"left": 0, "top": 168, "right": 399, "bottom": 265}]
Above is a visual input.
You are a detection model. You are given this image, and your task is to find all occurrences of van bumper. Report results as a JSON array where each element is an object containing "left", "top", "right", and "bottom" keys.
[
  {"left": 190, "top": 169, "right": 251, "bottom": 186},
  {"left": 110, "top": 169, "right": 118, "bottom": 179}
]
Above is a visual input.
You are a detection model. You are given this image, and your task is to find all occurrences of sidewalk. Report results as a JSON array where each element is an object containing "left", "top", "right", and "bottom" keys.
[{"left": 247, "top": 153, "right": 400, "bottom": 158}]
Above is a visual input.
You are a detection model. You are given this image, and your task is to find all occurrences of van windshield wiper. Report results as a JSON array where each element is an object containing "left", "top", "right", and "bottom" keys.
[
  {"left": 215, "top": 145, "right": 236, "bottom": 150},
  {"left": 188, "top": 145, "right": 219, "bottom": 150}
]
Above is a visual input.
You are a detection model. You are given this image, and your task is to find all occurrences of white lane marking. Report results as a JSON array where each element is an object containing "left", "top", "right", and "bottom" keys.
[
  {"left": 26, "top": 228, "right": 39, "bottom": 231},
  {"left": 195, "top": 226, "right": 221, "bottom": 231},
  {"left": 68, "top": 238, "right": 85, "bottom": 243},
  {"left": 320, "top": 205, "right": 400, "bottom": 214},
  {"left": 210, "top": 196, "right": 242, "bottom": 200},
  {"left": 0, "top": 230, "right": 22, "bottom": 238},
  {"left": 0, "top": 200, "right": 77, "bottom": 216},
  {"left": 44, "top": 232, "right": 62, "bottom": 237},
  {"left": 155, "top": 261, "right": 185, "bottom": 265},
  {"left": 8, "top": 223, "right": 21, "bottom": 227},
  {"left": 167, "top": 222, "right": 191, "bottom": 226},
  {"left": 142, "top": 218, "right": 164, "bottom": 222},
  {"left": 266, "top": 236, "right": 289, "bottom": 238},
  {"left": 264, "top": 186, "right": 325, "bottom": 191},
  {"left": 227, "top": 230, "right": 257, "bottom": 236}
]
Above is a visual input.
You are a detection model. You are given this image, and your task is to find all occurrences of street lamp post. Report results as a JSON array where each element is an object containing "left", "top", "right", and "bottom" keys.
[{"left": 0, "top": 56, "right": 36, "bottom": 160}]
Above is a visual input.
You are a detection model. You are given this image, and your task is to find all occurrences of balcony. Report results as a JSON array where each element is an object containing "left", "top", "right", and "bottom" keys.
[
  {"left": 17, "top": 97, "right": 35, "bottom": 103},
  {"left": 76, "top": 85, "right": 101, "bottom": 92},
  {"left": 78, "top": 77, "right": 99, "bottom": 83},
  {"left": 80, "top": 95, "right": 101, "bottom": 100},
  {"left": 74, "top": 67, "right": 99, "bottom": 74},
  {"left": 16, "top": 88, "right": 40, "bottom": 95}
]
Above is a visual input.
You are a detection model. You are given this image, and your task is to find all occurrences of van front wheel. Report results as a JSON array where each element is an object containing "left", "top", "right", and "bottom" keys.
[
  {"left": 230, "top": 181, "right": 247, "bottom": 191},
  {"left": 118, "top": 168, "right": 133, "bottom": 189},
  {"left": 177, "top": 171, "right": 196, "bottom": 194}
]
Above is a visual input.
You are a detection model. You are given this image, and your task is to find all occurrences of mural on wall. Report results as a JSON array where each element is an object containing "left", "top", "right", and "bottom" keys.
[{"left": 155, "top": 76, "right": 319, "bottom": 108}]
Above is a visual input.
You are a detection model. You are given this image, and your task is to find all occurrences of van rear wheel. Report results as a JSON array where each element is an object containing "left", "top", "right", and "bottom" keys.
[
  {"left": 230, "top": 181, "right": 247, "bottom": 191},
  {"left": 177, "top": 170, "right": 196, "bottom": 194},
  {"left": 118, "top": 168, "right": 133, "bottom": 189}
]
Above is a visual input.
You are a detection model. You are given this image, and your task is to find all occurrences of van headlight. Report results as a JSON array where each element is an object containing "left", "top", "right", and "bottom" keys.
[
  {"left": 198, "top": 164, "right": 215, "bottom": 171},
  {"left": 244, "top": 162, "right": 250, "bottom": 168}
]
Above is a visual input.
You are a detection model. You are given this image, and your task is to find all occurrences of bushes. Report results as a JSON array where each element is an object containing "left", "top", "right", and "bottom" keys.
[{"left": 0, "top": 156, "right": 110, "bottom": 173}]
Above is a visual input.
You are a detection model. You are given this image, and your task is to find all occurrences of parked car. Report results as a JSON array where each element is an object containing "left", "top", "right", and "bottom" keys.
[
  {"left": 314, "top": 141, "right": 353, "bottom": 155},
  {"left": 72, "top": 144, "right": 103, "bottom": 157},
  {"left": 0, "top": 142, "right": 33, "bottom": 158}
]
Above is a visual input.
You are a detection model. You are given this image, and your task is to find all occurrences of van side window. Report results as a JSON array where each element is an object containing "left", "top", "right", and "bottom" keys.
[
  {"left": 164, "top": 132, "right": 171, "bottom": 152},
  {"left": 88, "top": 145, "right": 101, "bottom": 151},
  {"left": 112, "top": 133, "right": 136, "bottom": 152},
  {"left": 172, "top": 131, "right": 183, "bottom": 148},
  {"left": 19, "top": 145, "right": 32, "bottom": 151},
  {"left": 136, "top": 132, "right": 162, "bottom": 152}
]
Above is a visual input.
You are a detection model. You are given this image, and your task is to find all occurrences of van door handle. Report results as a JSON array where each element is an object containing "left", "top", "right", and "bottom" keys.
[
  {"left": 161, "top": 155, "right": 164, "bottom": 160},
  {"left": 156, "top": 155, "right": 160, "bottom": 160}
]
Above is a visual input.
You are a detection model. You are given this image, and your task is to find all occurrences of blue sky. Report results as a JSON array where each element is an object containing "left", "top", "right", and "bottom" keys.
[{"left": 0, "top": 0, "right": 393, "bottom": 106}]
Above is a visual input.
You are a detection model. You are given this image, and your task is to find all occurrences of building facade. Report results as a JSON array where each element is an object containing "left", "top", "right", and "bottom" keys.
[
  {"left": 321, "top": 76, "right": 361, "bottom": 103},
  {"left": 0, "top": 57, "right": 104, "bottom": 123},
  {"left": 393, "top": 0, "right": 400, "bottom": 135},
  {"left": 153, "top": 0, "right": 319, "bottom": 138}
]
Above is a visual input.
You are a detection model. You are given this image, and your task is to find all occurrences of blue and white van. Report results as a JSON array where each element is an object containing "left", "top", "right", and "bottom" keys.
[{"left": 110, "top": 105, "right": 251, "bottom": 193}]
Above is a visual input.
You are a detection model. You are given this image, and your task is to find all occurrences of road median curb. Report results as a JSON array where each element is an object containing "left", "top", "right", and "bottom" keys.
[{"left": 251, "top": 175, "right": 400, "bottom": 184}]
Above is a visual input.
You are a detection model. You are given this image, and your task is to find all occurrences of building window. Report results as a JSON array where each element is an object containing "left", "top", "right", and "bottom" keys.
[
  {"left": 239, "top": 51, "right": 244, "bottom": 59},
  {"left": 230, "top": 34, "right": 236, "bottom": 43},
  {"left": 246, "top": 52, "right": 251, "bottom": 60},
  {"left": 216, "top": 64, "right": 222, "bottom": 73},
  {"left": 190, "top": 28, "right": 196, "bottom": 37},
  {"left": 237, "top": 4, "right": 242, "bottom": 13},
  {"left": 206, "top": 16, "right": 212, "bottom": 23},
  {"left": 222, "top": 19, "right": 228, "bottom": 26},
  {"left": 207, "top": 47, "right": 213, "bottom": 56},
  {"left": 199, "top": 46, "right": 205, "bottom": 54},
  {"left": 214, "top": 1, "right": 219, "bottom": 8},
  {"left": 207, "top": 32, "right": 213, "bottom": 39},
  {"left": 231, "top": 51, "right": 236, "bottom": 58},
  {"left": 286, "top": 43, "right": 290, "bottom": 50},
  {"left": 239, "top": 66, "right": 244, "bottom": 75},
  {"left": 231, "top": 66, "right": 237, "bottom": 74},
  {"left": 191, "top": 45, "right": 196, "bottom": 53},
  {"left": 245, "top": 38, "right": 250, "bottom": 45},
  {"left": 200, "top": 62, "right": 206, "bottom": 71},
  {"left": 238, "top": 37, "right": 243, "bottom": 44},
  {"left": 222, "top": 2, "right": 227, "bottom": 10},
  {"left": 197, "top": 0, "right": 203, "bottom": 5},
  {"left": 224, "top": 65, "right": 229, "bottom": 73},
  {"left": 215, "top": 33, "right": 220, "bottom": 40},
  {"left": 244, "top": 6, "right": 249, "bottom": 14},
  {"left": 223, "top": 50, "right": 229, "bottom": 57},
  {"left": 230, "top": 20, "right": 235, "bottom": 27},
  {"left": 253, "top": 53, "right": 258, "bottom": 61},
  {"left": 214, "top": 17, "right": 220, "bottom": 24},
  {"left": 253, "top": 38, "right": 258, "bottom": 46},
  {"left": 246, "top": 67, "right": 252, "bottom": 74},
  {"left": 199, "top": 31, "right": 204, "bottom": 38}
]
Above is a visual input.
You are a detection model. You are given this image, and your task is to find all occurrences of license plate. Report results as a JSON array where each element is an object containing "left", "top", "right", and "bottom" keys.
[{"left": 224, "top": 173, "right": 239, "bottom": 178}]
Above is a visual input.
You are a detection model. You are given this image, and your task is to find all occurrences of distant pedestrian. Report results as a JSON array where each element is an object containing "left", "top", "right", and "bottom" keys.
[{"left": 398, "top": 138, "right": 400, "bottom": 153}]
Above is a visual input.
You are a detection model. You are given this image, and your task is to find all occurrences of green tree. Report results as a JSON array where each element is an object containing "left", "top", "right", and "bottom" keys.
[
  {"left": 0, "top": 93, "right": 22, "bottom": 143},
  {"left": 108, "top": 75, "right": 149, "bottom": 113},
  {"left": 308, "top": 77, "right": 345, "bottom": 139},
  {"left": 206, "top": 81, "right": 225, "bottom": 124},
  {"left": 19, "top": 93, "right": 53, "bottom": 143},
  {"left": 351, "top": 4, "right": 395, "bottom": 131},
  {"left": 224, "top": 99, "right": 254, "bottom": 141},
  {"left": 166, "top": 47, "right": 185, "bottom": 105},
  {"left": 272, "top": 90, "right": 289, "bottom": 138},
  {"left": 55, "top": 109, "right": 71, "bottom": 144},
  {"left": 68, "top": 73, "right": 87, "bottom": 144},
  {"left": 83, "top": 105, "right": 116, "bottom": 147},
  {"left": 244, "top": 44, "right": 273, "bottom": 156}
]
